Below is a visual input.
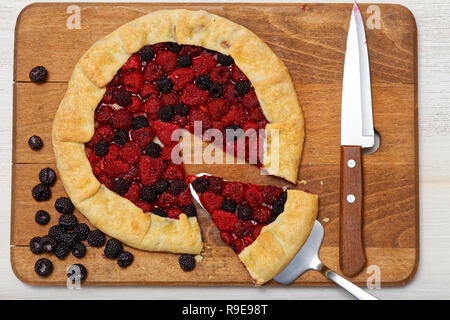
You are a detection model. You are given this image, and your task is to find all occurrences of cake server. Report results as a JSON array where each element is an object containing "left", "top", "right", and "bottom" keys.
[
  {"left": 189, "top": 173, "right": 377, "bottom": 300},
  {"left": 339, "top": 2, "right": 374, "bottom": 277}
]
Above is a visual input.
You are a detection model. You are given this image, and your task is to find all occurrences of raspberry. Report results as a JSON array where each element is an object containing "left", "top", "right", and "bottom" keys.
[
  {"left": 28, "top": 135, "right": 43, "bottom": 151},
  {"left": 244, "top": 186, "right": 263, "bottom": 208},
  {"left": 71, "top": 242, "right": 86, "bottom": 258},
  {"left": 188, "top": 109, "right": 211, "bottom": 132},
  {"left": 29, "top": 66, "right": 48, "bottom": 83},
  {"left": 152, "top": 120, "right": 180, "bottom": 146},
  {"left": 208, "top": 83, "right": 223, "bottom": 99},
  {"left": 243, "top": 121, "right": 259, "bottom": 132},
  {"left": 139, "top": 156, "right": 164, "bottom": 186},
  {"left": 122, "top": 165, "right": 140, "bottom": 182},
  {"left": 39, "top": 167, "right": 56, "bottom": 186},
  {"left": 233, "top": 220, "right": 254, "bottom": 238},
  {"left": 140, "top": 83, "right": 159, "bottom": 99},
  {"left": 161, "top": 145, "right": 176, "bottom": 160},
  {"left": 168, "top": 68, "right": 194, "bottom": 91},
  {"left": 234, "top": 80, "right": 250, "bottom": 96},
  {"left": 253, "top": 207, "right": 272, "bottom": 224},
  {"left": 34, "top": 258, "right": 53, "bottom": 277},
  {"left": 167, "top": 207, "right": 183, "bottom": 219},
  {"left": 192, "top": 177, "right": 209, "bottom": 193},
  {"left": 252, "top": 225, "right": 263, "bottom": 239},
  {"left": 96, "top": 125, "right": 115, "bottom": 142},
  {"left": 35, "top": 210, "right": 50, "bottom": 225},
  {"left": 248, "top": 108, "right": 265, "bottom": 122},
  {"left": 182, "top": 204, "right": 197, "bottom": 217},
  {"left": 157, "top": 106, "right": 175, "bottom": 122},
  {"left": 140, "top": 186, "right": 157, "bottom": 203},
  {"left": 119, "top": 141, "right": 141, "bottom": 164},
  {"left": 95, "top": 105, "right": 114, "bottom": 124},
  {"left": 102, "top": 87, "right": 115, "bottom": 104},
  {"left": 125, "top": 96, "right": 143, "bottom": 113},
  {"left": 179, "top": 254, "right": 195, "bottom": 271},
  {"left": 123, "top": 70, "right": 143, "bottom": 93},
  {"left": 176, "top": 189, "right": 192, "bottom": 207},
  {"left": 130, "top": 126, "right": 155, "bottom": 148},
  {"left": 200, "top": 191, "right": 223, "bottom": 213},
  {"left": 94, "top": 141, "right": 109, "bottom": 157},
  {"left": 112, "top": 109, "right": 132, "bottom": 130},
  {"left": 192, "top": 53, "right": 216, "bottom": 76},
  {"left": 124, "top": 183, "right": 141, "bottom": 203},
  {"left": 114, "top": 129, "right": 129, "bottom": 146},
  {"left": 237, "top": 203, "right": 253, "bottom": 220},
  {"left": 172, "top": 114, "right": 188, "bottom": 127},
  {"left": 97, "top": 173, "right": 114, "bottom": 189},
  {"left": 210, "top": 66, "right": 230, "bottom": 84},
  {"left": 115, "top": 88, "right": 132, "bottom": 107},
  {"left": 231, "top": 64, "right": 249, "bottom": 82},
  {"left": 220, "top": 231, "right": 235, "bottom": 245},
  {"left": 154, "top": 178, "right": 169, "bottom": 194},
  {"left": 163, "top": 164, "right": 184, "bottom": 180},
  {"left": 207, "top": 99, "right": 229, "bottom": 121},
  {"left": 206, "top": 176, "right": 223, "bottom": 193},
  {"left": 121, "top": 53, "right": 141, "bottom": 72},
  {"left": 222, "top": 182, "right": 245, "bottom": 203},
  {"left": 156, "top": 50, "right": 178, "bottom": 73},
  {"left": 104, "top": 160, "right": 130, "bottom": 178},
  {"left": 143, "top": 62, "right": 163, "bottom": 82},
  {"left": 261, "top": 186, "right": 283, "bottom": 205},
  {"left": 136, "top": 200, "right": 151, "bottom": 212},
  {"left": 211, "top": 210, "right": 238, "bottom": 232},
  {"left": 217, "top": 54, "right": 234, "bottom": 66},
  {"left": 223, "top": 82, "right": 238, "bottom": 103},
  {"left": 242, "top": 89, "right": 259, "bottom": 108},
  {"left": 138, "top": 46, "right": 154, "bottom": 61},
  {"left": 177, "top": 55, "right": 191, "bottom": 68},
  {"left": 104, "top": 238, "right": 123, "bottom": 258},
  {"left": 232, "top": 238, "right": 245, "bottom": 253},
  {"left": 170, "top": 179, "right": 186, "bottom": 195},
  {"left": 32, "top": 184, "right": 51, "bottom": 201},
  {"left": 117, "top": 251, "right": 134, "bottom": 268},
  {"left": 152, "top": 208, "right": 167, "bottom": 217},
  {"left": 157, "top": 191, "right": 176, "bottom": 209},
  {"left": 195, "top": 74, "right": 212, "bottom": 90},
  {"left": 181, "top": 83, "right": 209, "bottom": 107},
  {"left": 55, "top": 197, "right": 74, "bottom": 214},
  {"left": 74, "top": 223, "right": 90, "bottom": 241},
  {"left": 113, "top": 178, "right": 130, "bottom": 196},
  {"left": 142, "top": 98, "right": 161, "bottom": 115},
  {"left": 161, "top": 92, "right": 179, "bottom": 106},
  {"left": 87, "top": 229, "right": 106, "bottom": 247}
]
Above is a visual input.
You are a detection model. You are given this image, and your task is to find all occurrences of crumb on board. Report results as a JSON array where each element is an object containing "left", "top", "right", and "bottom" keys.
[
  {"left": 323, "top": 217, "right": 330, "bottom": 223},
  {"left": 297, "top": 179, "right": 307, "bottom": 185},
  {"left": 195, "top": 255, "right": 203, "bottom": 263},
  {"left": 320, "top": 180, "right": 324, "bottom": 185},
  {"left": 212, "top": 249, "right": 216, "bottom": 255}
]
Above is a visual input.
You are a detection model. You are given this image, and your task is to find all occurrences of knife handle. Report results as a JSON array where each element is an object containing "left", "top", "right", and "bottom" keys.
[{"left": 340, "top": 146, "right": 367, "bottom": 277}]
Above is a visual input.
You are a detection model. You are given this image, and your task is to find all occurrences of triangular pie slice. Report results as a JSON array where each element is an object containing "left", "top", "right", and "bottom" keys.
[{"left": 190, "top": 175, "right": 318, "bottom": 286}]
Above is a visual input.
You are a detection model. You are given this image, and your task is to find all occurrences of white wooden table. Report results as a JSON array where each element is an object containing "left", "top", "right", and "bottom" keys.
[{"left": 1, "top": 0, "right": 449, "bottom": 300}]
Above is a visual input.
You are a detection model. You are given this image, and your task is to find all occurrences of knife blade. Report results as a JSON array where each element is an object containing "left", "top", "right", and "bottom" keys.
[{"left": 339, "top": 2, "right": 374, "bottom": 277}]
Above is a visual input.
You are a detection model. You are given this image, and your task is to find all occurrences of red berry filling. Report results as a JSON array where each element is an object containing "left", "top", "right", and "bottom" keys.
[
  {"left": 191, "top": 175, "right": 287, "bottom": 253},
  {"left": 86, "top": 43, "right": 269, "bottom": 219}
]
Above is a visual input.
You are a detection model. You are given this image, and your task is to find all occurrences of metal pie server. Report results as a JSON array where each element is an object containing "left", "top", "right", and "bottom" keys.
[
  {"left": 189, "top": 173, "right": 377, "bottom": 300},
  {"left": 339, "top": 2, "right": 375, "bottom": 277}
]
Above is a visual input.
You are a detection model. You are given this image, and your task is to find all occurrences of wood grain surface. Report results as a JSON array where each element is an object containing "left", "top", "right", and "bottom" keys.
[{"left": 11, "top": 2, "right": 418, "bottom": 287}]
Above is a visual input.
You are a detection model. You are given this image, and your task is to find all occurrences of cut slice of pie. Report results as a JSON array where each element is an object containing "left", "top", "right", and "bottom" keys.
[{"left": 190, "top": 174, "right": 318, "bottom": 286}]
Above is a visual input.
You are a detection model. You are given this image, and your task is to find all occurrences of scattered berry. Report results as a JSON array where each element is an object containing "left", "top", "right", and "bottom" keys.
[
  {"left": 48, "top": 225, "right": 65, "bottom": 242},
  {"left": 179, "top": 254, "right": 195, "bottom": 271},
  {"left": 32, "top": 183, "right": 51, "bottom": 201},
  {"left": 35, "top": 210, "right": 50, "bottom": 225},
  {"left": 87, "top": 229, "right": 106, "bottom": 247},
  {"left": 104, "top": 238, "right": 123, "bottom": 258},
  {"left": 28, "top": 135, "right": 43, "bottom": 151},
  {"left": 61, "top": 232, "right": 79, "bottom": 247},
  {"left": 59, "top": 214, "right": 78, "bottom": 230},
  {"left": 29, "top": 66, "right": 48, "bottom": 83},
  {"left": 34, "top": 258, "right": 53, "bottom": 277},
  {"left": 117, "top": 251, "right": 134, "bottom": 268},
  {"left": 30, "top": 237, "right": 43, "bottom": 254},
  {"left": 54, "top": 243, "right": 70, "bottom": 259},
  {"left": 41, "top": 236, "right": 57, "bottom": 253},
  {"left": 74, "top": 223, "right": 90, "bottom": 241},
  {"left": 71, "top": 242, "right": 86, "bottom": 258},
  {"left": 55, "top": 197, "right": 74, "bottom": 214},
  {"left": 67, "top": 263, "right": 87, "bottom": 281},
  {"left": 38, "top": 168, "right": 56, "bottom": 186}
]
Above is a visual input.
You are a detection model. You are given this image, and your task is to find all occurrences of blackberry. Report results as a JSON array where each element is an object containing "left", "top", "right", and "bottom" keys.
[
  {"left": 41, "top": 236, "right": 57, "bottom": 253},
  {"left": 59, "top": 214, "right": 78, "bottom": 230},
  {"left": 29, "top": 66, "right": 48, "bottom": 83},
  {"left": 217, "top": 53, "right": 234, "bottom": 66},
  {"left": 234, "top": 80, "right": 250, "bottom": 96},
  {"left": 71, "top": 242, "right": 86, "bottom": 258},
  {"left": 35, "top": 210, "right": 50, "bottom": 225},
  {"left": 114, "top": 129, "right": 129, "bottom": 146},
  {"left": 30, "top": 237, "right": 43, "bottom": 254},
  {"left": 174, "top": 103, "right": 189, "bottom": 116},
  {"left": 170, "top": 179, "right": 186, "bottom": 196},
  {"left": 225, "top": 124, "right": 243, "bottom": 141},
  {"left": 87, "top": 229, "right": 106, "bottom": 247},
  {"left": 271, "top": 199, "right": 285, "bottom": 215},
  {"left": 166, "top": 42, "right": 182, "bottom": 52},
  {"left": 67, "top": 263, "right": 87, "bottom": 282},
  {"left": 179, "top": 254, "right": 195, "bottom": 271},
  {"left": 157, "top": 75, "right": 173, "bottom": 93},
  {"left": 39, "top": 167, "right": 56, "bottom": 186},
  {"left": 34, "top": 258, "right": 53, "bottom": 277},
  {"left": 237, "top": 203, "right": 253, "bottom": 220},
  {"left": 113, "top": 178, "right": 130, "bottom": 196},
  {"left": 28, "top": 135, "right": 43, "bottom": 151},
  {"left": 94, "top": 141, "right": 109, "bottom": 157},
  {"left": 177, "top": 55, "right": 191, "bottom": 68},
  {"left": 157, "top": 105, "right": 175, "bottom": 122},
  {"left": 115, "top": 88, "right": 131, "bottom": 106},
  {"left": 117, "top": 251, "right": 134, "bottom": 268},
  {"left": 55, "top": 197, "right": 74, "bottom": 214},
  {"left": 140, "top": 186, "right": 158, "bottom": 203},
  {"left": 192, "top": 177, "right": 209, "bottom": 193},
  {"left": 74, "top": 223, "right": 90, "bottom": 241},
  {"left": 32, "top": 183, "right": 51, "bottom": 201},
  {"left": 144, "top": 142, "right": 162, "bottom": 158},
  {"left": 54, "top": 243, "right": 70, "bottom": 260},
  {"left": 280, "top": 190, "right": 288, "bottom": 204},
  {"left": 61, "top": 232, "right": 79, "bottom": 247},
  {"left": 195, "top": 74, "right": 212, "bottom": 90},
  {"left": 138, "top": 45, "right": 154, "bottom": 61},
  {"left": 208, "top": 83, "right": 223, "bottom": 99},
  {"left": 220, "top": 198, "right": 237, "bottom": 213},
  {"left": 48, "top": 225, "right": 65, "bottom": 242},
  {"left": 154, "top": 178, "right": 169, "bottom": 194},
  {"left": 182, "top": 204, "right": 197, "bottom": 217},
  {"left": 131, "top": 115, "right": 149, "bottom": 130},
  {"left": 152, "top": 208, "right": 167, "bottom": 217},
  {"left": 104, "top": 238, "right": 123, "bottom": 259}
]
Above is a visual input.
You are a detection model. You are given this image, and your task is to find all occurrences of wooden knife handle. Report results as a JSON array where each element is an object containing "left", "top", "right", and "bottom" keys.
[{"left": 340, "top": 145, "right": 367, "bottom": 277}]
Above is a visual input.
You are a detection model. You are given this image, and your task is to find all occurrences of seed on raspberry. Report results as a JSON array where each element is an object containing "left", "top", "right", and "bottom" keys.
[
  {"left": 195, "top": 74, "right": 212, "bottom": 90},
  {"left": 179, "top": 254, "right": 195, "bottom": 271},
  {"left": 144, "top": 142, "right": 162, "bottom": 158},
  {"left": 220, "top": 198, "right": 237, "bottom": 212},
  {"left": 29, "top": 66, "right": 48, "bottom": 83},
  {"left": 174, "top": 103, "right": 190, "bottom": 116},
  {"left": 35, "top": 210, "right": 50, "bottom": 225},
  {"left": 234, "top": 80, "right": 250, "bottom": 96},
  {"left": 192, "top": 177, "right": 209, "bottom": 193},
  {"left": 166, "top": 42, "right": 182, "bottom": 52},
  {"left": 152, "top": 208, "right": 167, "bottom": 217},
  {"left": 157, "top": 105, "right": 175, "bottom": 122},
  {"left": 177, "top": 55, "right": 192, "bottom": 68},
  {"left": 30, "top": 237, "right": 43, "bottom": 254},
  {"left": 104, "top": 238, "right": 123, "bottom": 259},
  {"left": 39, "top": 167, "right": 56, "bottom": 186},
  {"left": 71, "top": 242, "right": 86, "bottom": 258},
  {"left": 131, "top": 115, "right": 149, "bottom": 130},
  {"left": 237, "top": 203, "right": 253, "bottom": 220},
  {"left": 114, "top": 129, "right": 129, "bottom": 146},
  {"left": 170, "top": 179, "right": 186, "bottom": 195},
  {"left": 157, "top": 75, "right": 173, "bottom": 93},
  {"left": 114, "top": 178, "right": 130, "bottom": 196},
  {"left": 138, "top": 45, "right": 154, "bottom": 61},
  {"left": 28, "top": 135, "right": 43, "bottom": 151},
  {"left": 94, "top": 141, "right": 109, "bottom": 157},
  {"left": 87, "top": 229, "right": 106, "bottom": 247},
  {"left": 117, "top": 251, "right": 134, "bottom": 268},
  {"left": 153, "top": 178, "right": 169, "bottom": 194},
  {"left": 217, "top": 53, "right": 234, "bottom": 66},
  {"left": 34, "top": 258, "right": 53, "bottom": 277},
  {"left": 74, "top": 223, "right": 90, "bottom": 241},
  {"left": 59, "top": 214, "right": 78, "bottom": 230},
  {"left": 140, "top": 186, "right": 157, "bottom": 203},
  {"left": 208, "top": 83, "right": 223, "bottom": 99},
  {"left": 115, "top": 88, "right": 132, "bottom": 106},
  {"left": 182, "top": 204, "right": 197, "bottom": 217},
  {"left": 32, "top": 183, "right": 51, "bottom": 201}
]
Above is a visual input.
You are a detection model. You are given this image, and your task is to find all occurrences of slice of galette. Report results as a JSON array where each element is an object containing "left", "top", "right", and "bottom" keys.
[{"left": 190, "top": 175, "right": 318, "bottom": 286}]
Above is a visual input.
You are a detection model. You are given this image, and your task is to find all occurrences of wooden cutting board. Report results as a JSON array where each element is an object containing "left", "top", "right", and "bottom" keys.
[{"left": 11, "top": 2, "right": 418, "bottom": 286}]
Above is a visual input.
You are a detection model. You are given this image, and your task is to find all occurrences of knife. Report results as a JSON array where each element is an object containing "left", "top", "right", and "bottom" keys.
[{"left": 339, "top": 2, "right": 374, "bottom": 277}]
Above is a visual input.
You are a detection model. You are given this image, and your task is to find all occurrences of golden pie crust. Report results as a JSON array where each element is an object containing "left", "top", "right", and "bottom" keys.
[{"left": 52, "top": 9, "right": 312, "bottom": 280}]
